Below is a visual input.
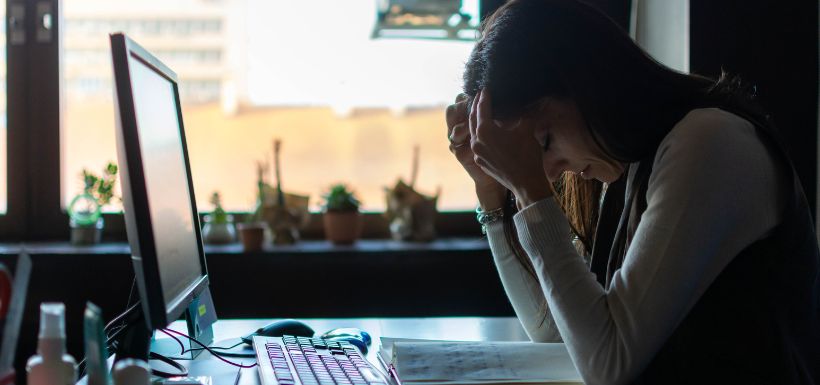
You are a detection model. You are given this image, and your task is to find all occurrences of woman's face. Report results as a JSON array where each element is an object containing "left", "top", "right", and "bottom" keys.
[{"left": 506, "top": 98, "right": 625, "bottom": 183}]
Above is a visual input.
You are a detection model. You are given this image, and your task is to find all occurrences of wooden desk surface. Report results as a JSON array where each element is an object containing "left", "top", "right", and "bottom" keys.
[{"left": 166, "top": 317, "right": 528, "bottom": 385}]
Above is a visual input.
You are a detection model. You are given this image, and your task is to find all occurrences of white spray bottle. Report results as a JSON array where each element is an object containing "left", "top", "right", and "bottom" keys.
[{"left": 26, "top": 303, "right": 78, "bottom": 385}]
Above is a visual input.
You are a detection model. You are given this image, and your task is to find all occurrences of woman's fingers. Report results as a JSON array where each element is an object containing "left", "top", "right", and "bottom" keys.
[
  {"left": 445, "top": 100, "right": 468, "bottom": 129},
  {"left": 446, "top": 94, "right": 469, "bottom": 144},
  {"left": 475, "top": 89, "right": 493, "bottom": 136},
  {"left": 450, "top": 140, "right": 474, "bottom": 163},
  {"left": 449, "top": 123, "right": 469, "bottom": 147},
  {"left": 446, "top": 94, "right": 468, "bottom": 127},
  {"left": 468, "top": 91, "right": 480, "bottom": 140},
  {"left": 470, "top": 90, "right": 493, "bottom": 163}
]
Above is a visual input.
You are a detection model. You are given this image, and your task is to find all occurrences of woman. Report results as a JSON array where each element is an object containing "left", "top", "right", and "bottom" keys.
[{"left": 446, "top": 0, "right": 820, "bottom": 384}]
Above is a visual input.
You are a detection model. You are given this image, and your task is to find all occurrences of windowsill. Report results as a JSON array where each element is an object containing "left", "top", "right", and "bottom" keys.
[{"left": 0, "top": 237, "right": 489, "bottom": 256}]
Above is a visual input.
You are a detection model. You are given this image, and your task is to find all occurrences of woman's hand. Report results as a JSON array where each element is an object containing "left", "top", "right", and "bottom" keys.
[
  {"left": 469, "top": 89, "right": 552, "bottom": 206},
  {"left": 446, "top": 94, "right": 506, "bottom": 210}
]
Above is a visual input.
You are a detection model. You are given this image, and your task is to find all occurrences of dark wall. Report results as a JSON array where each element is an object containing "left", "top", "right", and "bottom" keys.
[
  {"left": 582, "top": 0, "right": 631, "bottom": 29},
  {"left": 690, "top": 0, "right": 819, "bottom": 215}
]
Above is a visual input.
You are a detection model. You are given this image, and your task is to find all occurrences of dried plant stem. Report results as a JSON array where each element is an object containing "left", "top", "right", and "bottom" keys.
[
  {"left": 273, "top": 139, "right": 285, "bottom": 206},
  {"left": 410, "top": 145, "right": 419, "bottom": 188}
]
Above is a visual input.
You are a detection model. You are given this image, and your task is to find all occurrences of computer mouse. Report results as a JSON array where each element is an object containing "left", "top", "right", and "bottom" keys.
[
  {"left": 320, "top": 328, "right": 372, "bottom": 345},
  {"left": 241, "top": 319, "right": 315, "bottom": 345},
  {"left": 320, "top": 328, "right": 372, "bottom": 354}
]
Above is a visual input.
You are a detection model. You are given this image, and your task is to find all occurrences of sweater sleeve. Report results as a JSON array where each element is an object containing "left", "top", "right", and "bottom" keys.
[
  {"left": 485, "top": 220, "right": 563, "bottom": 342},
  {"left": 511, "top": 109, "right": 785, "bottom": 385}
]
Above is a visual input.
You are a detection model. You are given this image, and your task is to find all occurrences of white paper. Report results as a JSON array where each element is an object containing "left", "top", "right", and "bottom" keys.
[
  {"left": 378, "top": 338, "right": 581, "bottom": 385},
  {"left": 379, "top": 337, "right": 451, "bottom": 366}
]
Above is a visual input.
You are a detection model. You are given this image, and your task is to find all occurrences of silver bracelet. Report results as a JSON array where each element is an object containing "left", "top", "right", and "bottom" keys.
[{"left": 476, "top": 206, "right": 504, "bottom": 234}]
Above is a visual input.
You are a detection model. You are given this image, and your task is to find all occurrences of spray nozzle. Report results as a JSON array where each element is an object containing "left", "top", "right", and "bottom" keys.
[{"left": 38, "top": 302, "right": 66, "bottom": 339}]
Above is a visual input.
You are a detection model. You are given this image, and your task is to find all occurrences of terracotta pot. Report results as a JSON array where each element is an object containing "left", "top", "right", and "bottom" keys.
[
  {"left": 237, "top": 223, "right": 266, "bottom": 252},
  {"left": 323, "top": 210, "right": 362, "bottom": 245}
]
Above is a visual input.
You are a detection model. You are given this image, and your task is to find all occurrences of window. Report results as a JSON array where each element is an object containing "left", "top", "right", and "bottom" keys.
[{"left": 62, "top": 0, "right": 479, "bottom": 214}]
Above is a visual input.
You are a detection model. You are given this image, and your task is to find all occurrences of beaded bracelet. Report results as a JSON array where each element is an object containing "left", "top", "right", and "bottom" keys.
[{"left": 476, "top": 205, "right": 504, "bottom": 234}]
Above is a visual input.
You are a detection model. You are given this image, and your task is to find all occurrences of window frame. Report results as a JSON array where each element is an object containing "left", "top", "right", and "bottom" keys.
[
  {"left": 0, "top": 0, "right": 66, "bottom": 241},
  {"left": 0, "top": 0, "right": 26, "bottom": 239}
]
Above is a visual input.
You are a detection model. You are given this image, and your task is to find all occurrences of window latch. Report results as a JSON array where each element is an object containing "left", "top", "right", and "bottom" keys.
[
  {"left": 36, "top": 1, "right": 53, "bottom": 43},
  {"left": 9, "top": 3, "right": 25, "bottom": 45}
]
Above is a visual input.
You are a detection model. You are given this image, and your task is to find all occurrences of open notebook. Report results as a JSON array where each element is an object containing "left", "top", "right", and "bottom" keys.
[{"left": 378, "top": 338, "right": 582, "bottom": 385}]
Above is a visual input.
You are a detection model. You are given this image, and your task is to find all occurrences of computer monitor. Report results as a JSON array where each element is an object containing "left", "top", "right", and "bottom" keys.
[{"left": 110, "top": 32, "right": 214, "bottom": 359}]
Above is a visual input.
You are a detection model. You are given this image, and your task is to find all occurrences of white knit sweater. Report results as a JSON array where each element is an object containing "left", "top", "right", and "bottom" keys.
[{"left": 485, "top": 108, "right": 786, "bottom": 385}]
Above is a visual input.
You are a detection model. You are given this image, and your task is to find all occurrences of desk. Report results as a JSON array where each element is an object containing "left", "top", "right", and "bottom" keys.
[{"left": 81, "top": 317, "right": 528, "bottom": 385}]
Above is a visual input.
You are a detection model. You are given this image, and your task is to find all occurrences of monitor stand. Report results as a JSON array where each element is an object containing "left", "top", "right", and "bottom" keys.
[
  {"left": 114, "top": 287, "right": 219, "bottom": 376},
  {"left": 150, "top": 287, "right": 217, "bottom": 360}
]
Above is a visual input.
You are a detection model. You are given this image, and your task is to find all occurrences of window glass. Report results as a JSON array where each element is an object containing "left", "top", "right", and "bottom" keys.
[{"left": 63, "top": 0, "right": 477, "bottom": 212}]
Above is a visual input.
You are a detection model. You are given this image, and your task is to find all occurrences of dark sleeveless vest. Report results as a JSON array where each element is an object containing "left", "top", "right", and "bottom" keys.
[{"left": 589, "top": 108, "right": 820, "bottom": 384}]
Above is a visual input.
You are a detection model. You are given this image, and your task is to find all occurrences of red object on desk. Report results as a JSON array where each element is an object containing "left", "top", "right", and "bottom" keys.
[
  {"left": 0, "top": 266, "right": 11, "bottom": 319},
  {"left": 0, "top": 369, "right": 15, "bottom": 385}
]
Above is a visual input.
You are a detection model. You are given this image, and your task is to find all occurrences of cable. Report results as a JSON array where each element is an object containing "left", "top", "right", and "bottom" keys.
[
  {"left": 104, "top": 303, "right": 140, "bottom": 334},
  {"left": 124, "top": 277, "right": 137, "bottom": 313},
  {"left": 103, "top": 278, "right": 139, "bottom": 337},
  {"left": 161, "top": 329, "right": 258, "bottom": 368},
  {"left": 147, "top": 352, "right": 189, "bottom": 378},
  {"left": 77, "top": 301, "right": 142, "bottom": 378},
  {"left": 159, "top": 328, "right": 187, "bottom": 355},
  {"left": 184, "top": 340, "right": 244, "bottom": 354}
]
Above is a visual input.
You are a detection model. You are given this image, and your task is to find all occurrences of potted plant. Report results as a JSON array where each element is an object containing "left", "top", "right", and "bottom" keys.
[
  {"left": 237, "top": 220, "right": 266, "bottom": 252},
  {"left": 236, "top": 169, "right": 269, "bottom": 252},
  {"left": 321, "top": 183, "right": 362, "bottom": 245},
  {"left": 68, "top": 162, "right": 118, "bottom": 245},
  {"left": 201, "top": 192, "right": 236, "bottom": 244},
  {"left": 237, "top": 208, "right": 267, "bottom": 252}
]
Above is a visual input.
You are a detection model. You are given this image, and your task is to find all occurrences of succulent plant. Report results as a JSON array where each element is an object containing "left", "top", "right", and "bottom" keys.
[
  {"left": 321, "top": 184, "right": 360, "bottom": 212},
  {"left": 209, "top": 191, "right": 230, "bottom": 224}
]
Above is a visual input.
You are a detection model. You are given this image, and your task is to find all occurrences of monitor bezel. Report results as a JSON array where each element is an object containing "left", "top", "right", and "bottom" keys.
[{"left": 110, "top": 32, "right": 210, "bottom": 329}]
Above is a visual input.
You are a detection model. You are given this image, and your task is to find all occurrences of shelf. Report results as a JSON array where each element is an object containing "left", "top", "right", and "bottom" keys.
[{"left": 0, "top": 238, "right": 489, "bottom": 256}]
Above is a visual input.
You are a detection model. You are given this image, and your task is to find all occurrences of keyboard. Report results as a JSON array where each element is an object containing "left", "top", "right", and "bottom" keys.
[{"left": 254, "top": 335, "right": 388, "bottom": 385}]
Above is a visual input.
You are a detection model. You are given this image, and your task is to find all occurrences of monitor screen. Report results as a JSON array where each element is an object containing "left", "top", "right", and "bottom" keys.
[{"left": 127, "top": 54, "right": 204, "bottom": 308}]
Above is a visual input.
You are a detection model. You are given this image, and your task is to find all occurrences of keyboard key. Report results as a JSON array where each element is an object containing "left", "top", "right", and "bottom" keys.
[
  {"left": 275, "top": 372, "right": 294, "bottom": 381},
  {"left": 299, "top": 370, "right": 316, "bottom": 376}
]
